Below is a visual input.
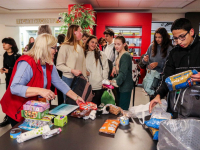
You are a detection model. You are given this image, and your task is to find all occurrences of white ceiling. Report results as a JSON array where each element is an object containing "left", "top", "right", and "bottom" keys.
[{"left": 0, "top": 0, "right": 199, "bottom": 14}]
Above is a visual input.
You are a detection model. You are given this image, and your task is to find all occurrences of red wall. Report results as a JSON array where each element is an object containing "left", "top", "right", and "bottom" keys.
[{"left": 96, "top": 12, "right": 152, "bottom": 83}]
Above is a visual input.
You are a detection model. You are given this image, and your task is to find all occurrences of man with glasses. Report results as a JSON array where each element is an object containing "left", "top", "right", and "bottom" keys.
[{"left": 149, "top": 18, "right": 200, "bottom": 117}]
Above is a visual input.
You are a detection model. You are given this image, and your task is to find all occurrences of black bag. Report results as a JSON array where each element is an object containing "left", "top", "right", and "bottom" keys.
[
  {"left": 170, "top": 85, "right": 200, "bottom": 118},
  {"left": 65, "top": 75, "right": 94, "bottom": 105}
]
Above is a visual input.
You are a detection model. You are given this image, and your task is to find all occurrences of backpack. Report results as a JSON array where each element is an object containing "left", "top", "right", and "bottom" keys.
[
  {"left": 65, "top": 75, "right": 94, "bottom": 105},
  {"left": 103, "top": 44, "right": 116, "bottom": 79},
  {"left": 132, "top": 58, "right": 140, "bottom": 85},
  {"left": 169, "top": 85, "right": 200, "bottom": 118}
]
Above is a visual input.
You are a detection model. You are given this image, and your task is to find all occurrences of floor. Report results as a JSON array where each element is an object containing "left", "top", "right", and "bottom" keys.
[{"left": 0, "top": 83, "right": 149, "bottom": 137}]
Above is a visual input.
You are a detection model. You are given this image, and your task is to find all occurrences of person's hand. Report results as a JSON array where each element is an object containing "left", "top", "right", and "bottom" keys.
[
  {"left": 191, "top": 72, "right": 200, "bottom": 82},
  {"left": 75, "top": 96, "right": 85, "bottom": 105},
  {"left": 102, "top": 85, "right": 108, "bottom": 89},
  {"left": 3, "top": 68, "right": 8, "bottom": 73},
  {"left": 71, "top": 69, "right": 82, "bottom": 76},
  {"left": 86, "top": 70, "right": 90, "bottom": 76},
  {"left": 0, "top": 68, "right": 4, "bottom": 74},
  {"left": 143, "top": 55, "right": 149, "bottom": 62},
  {"left": 39, "top": 88, "right": 55, "bottom": 101},
  {"left": 111, "top": 67, "right": 116, "bottom": 77},
  {"left": 149, "top": 95, "right": 162, "bottom": 113},
  {"left": 148, "top": 62, "right": 158, "bottom": 69}
]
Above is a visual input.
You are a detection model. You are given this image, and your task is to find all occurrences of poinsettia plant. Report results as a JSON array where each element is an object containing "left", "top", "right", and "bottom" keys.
[{"left": 59, "top": 4, "right": 96, "bottom": 34}]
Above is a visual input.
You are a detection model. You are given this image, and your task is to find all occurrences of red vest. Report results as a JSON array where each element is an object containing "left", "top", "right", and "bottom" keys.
[{"left": 0, "top": 55, "right": 53, "bottom": 122}]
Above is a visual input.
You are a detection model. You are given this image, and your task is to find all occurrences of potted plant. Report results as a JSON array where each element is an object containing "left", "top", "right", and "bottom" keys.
[{"left": 59, "top": 4, "right": 96, "bottom": 34}]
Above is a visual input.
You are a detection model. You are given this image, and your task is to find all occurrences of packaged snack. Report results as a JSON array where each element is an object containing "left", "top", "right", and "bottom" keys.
[
  {"left": 71, "top": 108, "right": 92, "bottom": 118},
  {"left": 165, "top": 70, "right": 199, "bottom": 91},
  {"left": 23, "top": 100, "right": 50, "bottom": 112},
  {"left": 144, "top": 118, "right": 166, "bottom": 129},
  {"left": 99, "top": 119, "right": 120, "bottom": 135},
  {"left": 54, "top": 115, "right": 68, "bottom": 127},
  {"left": 78, "top": 102, "right": 97, "bottom": 110},
  {"left": 109, "top": 105, "right": 122, "bottom": 115},
  {"left": 149, "top": 127, "right": 159, "bottom": 140},
  {"left": 21, "top": 109, "right": 49, "bottom": 119}
]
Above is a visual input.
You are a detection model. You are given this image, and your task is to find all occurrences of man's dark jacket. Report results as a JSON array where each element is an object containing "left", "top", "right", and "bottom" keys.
[{"left": 156, "top": 35, "right": 200, "bottom": 98}]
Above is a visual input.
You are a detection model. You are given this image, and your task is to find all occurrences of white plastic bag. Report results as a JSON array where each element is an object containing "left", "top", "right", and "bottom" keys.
[{"left": 129, "top": 102, "right": 150, "bottom": 124}]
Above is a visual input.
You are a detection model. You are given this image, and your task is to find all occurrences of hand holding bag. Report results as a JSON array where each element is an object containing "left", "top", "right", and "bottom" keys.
[{"left": 129, "top": 102, "right": 150, "bottom": 124}]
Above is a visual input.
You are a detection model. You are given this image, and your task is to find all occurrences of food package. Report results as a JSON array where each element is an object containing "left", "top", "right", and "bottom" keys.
[
  {"left": 144, "top": 118, "right": 166, "bottom": 129},
  {"left": 165, "top": 70, "right": 199, "bottom": 91},
  {"left": 99, "top": 119, "right": 120, "bottom": 135},
  {"left": 23, "top": 100, "right": 50, "bottom": 112},
  {"left": 149, "top": 127, "right": 159, "bottom": 140},
  {"left": 21, "top": 109, "right": 49, "bottom": 119},
  {"left": 71, "top": 108, "right": 92, "bottom": 118},
  {"left": 78, "top": 102, "right": 97, "bottom": 110},
  {"left": 109, "top": 105, "right": 122, "bottom": 115}
]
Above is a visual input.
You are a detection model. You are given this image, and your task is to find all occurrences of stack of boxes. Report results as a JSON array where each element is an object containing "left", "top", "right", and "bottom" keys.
[{"left": 21, "top": 100, "right": 53, "bottom": 129}]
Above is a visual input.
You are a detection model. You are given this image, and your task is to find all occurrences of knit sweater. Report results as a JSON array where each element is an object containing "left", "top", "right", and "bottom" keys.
[
  {"left": 86, "top": 51, "right": 109, "bottom": 90},
  {"left": 56, "top": 44, "right": 86, "bottom": 78},
  {"left": 114, "top": 52, "right": 133, "bottom": 92},
  {"left": 142, "top": 44, "right": 172, "bottom": 73}
]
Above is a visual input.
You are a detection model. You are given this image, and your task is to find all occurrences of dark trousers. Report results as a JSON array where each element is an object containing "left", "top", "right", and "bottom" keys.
[
  {"left": 92, "top": 89, "right": 105, "bottom": 106},
  {"left": 132, "top": 82, "right": 136, "bottom": 106},
  {"left": 117, "top": 88, "right": 132, "bottom": 110},
  {"left": 7, "top": 116, "right": 18, "bottom": 127}
]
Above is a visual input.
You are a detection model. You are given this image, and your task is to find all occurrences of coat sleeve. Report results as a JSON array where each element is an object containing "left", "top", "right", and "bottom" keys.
[
  {"left": 115, "top": 54, "right": 131, "bottom": 86},
  {"left": 155, "top": 50, "right": 176, "bottom": 98}
]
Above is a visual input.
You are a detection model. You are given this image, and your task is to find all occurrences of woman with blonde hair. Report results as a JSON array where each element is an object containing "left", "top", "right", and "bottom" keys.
[
  {"left": 56, "top": 24, "right": 86, "bottom": 102},
  {"left": 0, "top": 33, "right": 85, "bottom": 127}
]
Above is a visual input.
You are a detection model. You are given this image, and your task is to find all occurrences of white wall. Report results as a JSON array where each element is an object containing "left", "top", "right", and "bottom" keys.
[
  {"left": 0, "top": 24, "right": 6, "bottom": 83},
  {"left": 152, "top": 13, "right": 185, "bottom": 22}
]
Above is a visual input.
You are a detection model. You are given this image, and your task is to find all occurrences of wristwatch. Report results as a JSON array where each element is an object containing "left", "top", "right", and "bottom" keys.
[{"left": 75, "top": 95, "right": 79, "bottom": 101}]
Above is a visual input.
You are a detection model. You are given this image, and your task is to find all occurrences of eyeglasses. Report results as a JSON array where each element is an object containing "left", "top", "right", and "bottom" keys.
[
  {"left": 172, "top": 31, "right": 189, "bottom": 42},
  {"left": 51, "top": 46, "right": 57, "bottom": 50}
]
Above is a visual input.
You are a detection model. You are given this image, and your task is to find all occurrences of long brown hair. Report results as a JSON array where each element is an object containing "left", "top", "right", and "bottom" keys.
[
  {"left": 63, "top": 24, "right": 81, "bottom": 51},
  {"left": 152, "top": 27, "right": 173, "bottom": 58},
  {"left": 115, "top": 36, "right": 129, "bottom": 51},
  {"left": 84, "top": 35, "right": 100, "bottom": 65}
]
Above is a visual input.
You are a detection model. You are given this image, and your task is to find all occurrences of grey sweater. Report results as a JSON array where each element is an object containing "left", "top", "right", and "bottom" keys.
[{"left": 142, "top": 44, "right": 173, "bottom": 73}]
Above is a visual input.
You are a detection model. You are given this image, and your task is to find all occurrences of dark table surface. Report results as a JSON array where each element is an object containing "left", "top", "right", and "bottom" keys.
[{"left": 0, "top": 114, "right": 157, "bottom": 150}]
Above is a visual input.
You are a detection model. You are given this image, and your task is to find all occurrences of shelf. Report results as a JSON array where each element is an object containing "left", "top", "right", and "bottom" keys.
[
  {"left": 128, "top": 46, "right": 141, "bottom": 48},
  {"left": 123, "top": 36, "right": 142, "bottom": 38}
]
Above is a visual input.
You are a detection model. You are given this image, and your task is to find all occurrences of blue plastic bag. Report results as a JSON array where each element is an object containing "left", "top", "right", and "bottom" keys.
[{"left": 145, "top": 118, "right": 166, "bottom": 129}]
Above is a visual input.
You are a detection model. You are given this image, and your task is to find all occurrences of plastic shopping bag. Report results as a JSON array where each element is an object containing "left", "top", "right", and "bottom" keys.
[{"left": 101, "top": 89, "right": 115, "bottom": 105}]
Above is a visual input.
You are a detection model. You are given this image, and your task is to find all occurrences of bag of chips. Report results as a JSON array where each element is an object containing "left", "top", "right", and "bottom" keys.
[
  {"left": 71, "top": 108, "right": 91, "bottom": 118},
  {"left": 99, "top": 119, "right": 120, "bottom": 135},
  {"left": 165, "top": 70, "right": 199, "bottom": 91},
  {"left": 78, "top": 102, "right": 97, "bottom": 110}
]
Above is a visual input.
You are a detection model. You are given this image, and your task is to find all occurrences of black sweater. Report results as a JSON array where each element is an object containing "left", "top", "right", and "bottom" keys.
[
  {"left": 3, "top": 52, "right": 21, "bottom": 84},
  {"left": 156, "top": 35, "right": 200, "bottom": 98}
]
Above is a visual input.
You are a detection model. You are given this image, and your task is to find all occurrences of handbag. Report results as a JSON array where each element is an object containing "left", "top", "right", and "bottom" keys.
[
  {"left": 101, "top": 89, "right": 115, "bottom": 105},
  {"left": 142, "top": 69, "right": 160, "bottom": 96},
  {"left": 172, "top": 85, "right": 200, "bottom": 118},
  {"left": 129, "top": 102, "right": 150, "bottom": 124}
]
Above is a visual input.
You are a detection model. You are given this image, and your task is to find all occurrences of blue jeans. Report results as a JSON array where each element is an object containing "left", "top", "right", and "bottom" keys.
[{"left": 62, "top": 76, "right": 73, "bottom": 103}]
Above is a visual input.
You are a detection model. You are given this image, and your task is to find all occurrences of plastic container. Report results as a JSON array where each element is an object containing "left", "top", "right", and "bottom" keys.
[
  {"left": 42, "top": 128, "right": 62, "bottom": 139},
  {"left": 157, "top": 119, "right": 200, "bottom": 150},
  {"left": 17, "top": 125, "right": 50, "bottom": 143}
]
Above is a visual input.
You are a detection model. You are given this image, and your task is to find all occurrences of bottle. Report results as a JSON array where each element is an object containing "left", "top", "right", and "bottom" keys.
[
  {"left": 42, "top": 128, "right": 62, "bottom": 139},
  {"left": 17, "top": 125, "right": 50, "bottom": 143}
]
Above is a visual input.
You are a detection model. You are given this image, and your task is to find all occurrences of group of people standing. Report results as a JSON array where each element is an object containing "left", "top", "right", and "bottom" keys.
[{"left": 1, "top": 17, "right": 190, "bottom": 128}]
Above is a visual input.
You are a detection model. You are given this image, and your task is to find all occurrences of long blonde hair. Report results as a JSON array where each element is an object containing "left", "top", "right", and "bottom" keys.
[
  {"left": 26, "top": 33, "right": 57, "bottom": 65},
  {"left": 63, "top": 24, "right": 81, "bottom": 51}
]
